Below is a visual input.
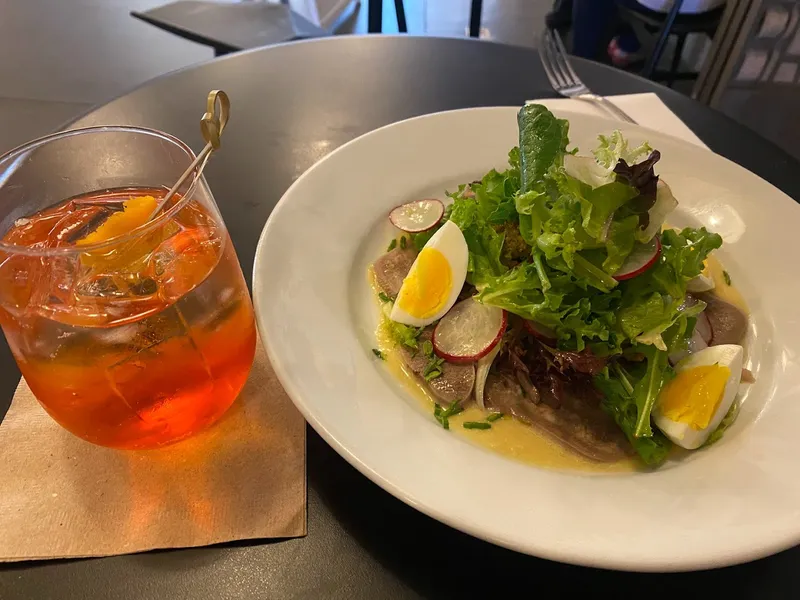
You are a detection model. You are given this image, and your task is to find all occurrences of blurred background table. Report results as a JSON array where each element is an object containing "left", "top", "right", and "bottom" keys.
[{"left": 1, "top": 36, "right": 799, "bottom": 599}]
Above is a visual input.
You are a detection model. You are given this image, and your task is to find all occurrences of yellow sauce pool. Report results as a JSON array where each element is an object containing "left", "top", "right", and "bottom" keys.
[{"left": 704, "top": 255, "right": 749, "bottom": 314}]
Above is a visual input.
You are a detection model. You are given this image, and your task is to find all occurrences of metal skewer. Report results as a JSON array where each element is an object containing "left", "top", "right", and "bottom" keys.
[{"left": 149, "top": 89, "right": 230, "bottom": 220}]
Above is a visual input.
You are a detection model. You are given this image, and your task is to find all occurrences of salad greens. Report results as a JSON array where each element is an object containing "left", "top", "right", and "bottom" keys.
[
  {"left": 386, "top": 319, "right": 422, "bottom": 350},
  {"left": 426, "top": 104, "right": 723, "bottom": 465}
]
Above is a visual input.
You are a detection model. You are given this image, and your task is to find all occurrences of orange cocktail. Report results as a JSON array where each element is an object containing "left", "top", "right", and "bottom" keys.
[{"left": 0, "top": 127, "right": 256, "bottom": 449}]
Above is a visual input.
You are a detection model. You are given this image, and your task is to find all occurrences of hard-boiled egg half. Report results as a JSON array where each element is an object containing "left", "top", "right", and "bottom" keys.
[
  {"left": 390, "top": 220, "right": 468, "bottom": 327},
  {"left": 653, "top": 344, "right": 743, "bottom": 449}
]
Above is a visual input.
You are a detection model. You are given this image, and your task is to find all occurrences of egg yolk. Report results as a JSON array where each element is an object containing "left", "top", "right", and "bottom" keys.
[
  {"left": 659, "top": 364, "right": 731, "bottom": 430},
  {"left": 396, "top": 247, "right": 452, "bottom": 319}
]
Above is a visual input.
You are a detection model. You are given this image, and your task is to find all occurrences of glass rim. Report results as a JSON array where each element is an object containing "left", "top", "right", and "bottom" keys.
[{"left": 0, "top": 125, "right": 202, "bottom": 257}]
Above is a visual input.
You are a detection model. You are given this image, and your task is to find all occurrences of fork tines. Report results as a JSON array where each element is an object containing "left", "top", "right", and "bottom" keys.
[{"left": 540, "top": 28, "right": 588, "bottom": 97}]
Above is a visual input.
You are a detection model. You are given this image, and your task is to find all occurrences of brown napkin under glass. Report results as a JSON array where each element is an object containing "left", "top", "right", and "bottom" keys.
[{"left": 0, "top": 341, "right": 306, "bottom": 561}]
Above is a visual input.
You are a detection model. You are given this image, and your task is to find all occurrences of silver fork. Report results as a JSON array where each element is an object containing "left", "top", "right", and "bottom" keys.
[{"left": 539, "top": 28, "right": 637, "bottom": 124}]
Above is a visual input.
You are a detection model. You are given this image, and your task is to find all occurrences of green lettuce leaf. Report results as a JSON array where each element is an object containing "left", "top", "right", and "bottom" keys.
[
  {"left": 616, "top": 227, "right": 721, "bottom": 349},
  {"left": 630, "top": 344, "right": 673, "bottom": 437},
  {"left": 518, "top": 104, "right": 569, "bottom": 193},
  {"left": 594, "top": 367, "right": 672, "bottom": 466},
  {"left": 651, "top": 227, "right": 723, "bottom": 298},
  {"left": 446, "top": 154, "right": 521, "bottom": 287},
  {"left": 604, "top": 215, "right": 639, "bottom": 273}
]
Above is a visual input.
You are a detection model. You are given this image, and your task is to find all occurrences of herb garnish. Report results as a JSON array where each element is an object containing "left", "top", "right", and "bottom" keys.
[
  {"left": 423, "top": 357, "right": 444, "bottom": 381},
  {"left": 434, "top": 400, "right": 464, "bottom": 430},
  {"left": 371, "top": 349, "right": 385, "bottom": 360},
  {"left": 723, "top": 270, "right": 732, "bottom": 286},
  {"left": 387, "top": 238, "right": 397, "bottom": 252},
  {"left": 420, "top": 339, "right": 444, "bottom": 380},
  {"left": 378, "top": 291, "right": 392, "bottom": 303},
  {"left": 463, "top": 421, "right": 491, "bottom": 430}
]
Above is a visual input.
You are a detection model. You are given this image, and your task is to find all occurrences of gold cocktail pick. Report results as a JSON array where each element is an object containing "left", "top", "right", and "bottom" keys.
[{"left": 149, "top": 89, "right": 230, "bottom": 219}]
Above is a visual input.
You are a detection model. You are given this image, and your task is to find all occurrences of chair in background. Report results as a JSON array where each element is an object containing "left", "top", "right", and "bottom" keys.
[
  {"left": 367, "top": 0, "right": 407, "bottom": 33},
  {"left": 367, "top": 0, "right": 481, "bottom": 38},
  {"left": 469, "top": 0, "right": 483, "bottom": 37},
  {"left": 617, "top": 0, "right": 725, "bottom": 87}
]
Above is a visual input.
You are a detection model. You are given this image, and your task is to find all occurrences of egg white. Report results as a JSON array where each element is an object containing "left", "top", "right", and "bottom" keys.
[
  {"left": 390, "top": 220, "right": 468, "bottom": 327},
  {"left": 653, "top": 344, "right": 743, "bottom": 450},
  {"left": 686, "top": 273, "right": 715, "bottom": 293}
]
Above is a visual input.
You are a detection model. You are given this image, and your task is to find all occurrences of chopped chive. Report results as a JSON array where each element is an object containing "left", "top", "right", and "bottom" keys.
[
  {"left": 424, "top": 367, "right": 442, "bottom": 381},
  {"left": 433, "top": 404, "right": 449, "bottom": 429},
  {"left": 433, "top": 400, "right": 464, "bottom": 429},
  {"left": 463, "top": 421, "right": 491, "bottom": 430},
  {"left": 371, "top": 349, "right": 385, "bottom": 360},
  {"left": 486, "top": 413, "right": 504, "bottom": 422},
  {"left": 723, "top": 270, "right": 732, "bottom": 286},
  {"left": 441, "top": 400, "right": 463, "bottom": 418},
  {"left": 378, "top": 292, "right": 392, "bottom": 303},
  {"left": 422, "top": 349, "right": 444, "bottom": 380},
  {"left": 387, "top": 238, "right": 397, "bottom": 252},
  {"left": 400, "top": 236, "right": 407, "bottom": 249}
]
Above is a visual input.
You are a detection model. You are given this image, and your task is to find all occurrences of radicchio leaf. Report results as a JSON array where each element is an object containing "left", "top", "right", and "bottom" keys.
[{"left": 613, "top": 150, "right": 661, "bottom": 229}]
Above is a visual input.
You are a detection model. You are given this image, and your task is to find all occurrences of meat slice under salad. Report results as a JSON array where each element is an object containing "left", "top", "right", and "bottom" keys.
[
  {"left": 699, "top": 293, "right": 748, "bottom": 345},
  {"left": 483, "top": 372, "right": 631, "bottom": 462},
  {"left": 373, "top": 246, "right": 417, "bottom": 298},
  {"left": 398, "top": 329, "right": 476, "bottom": 405}
]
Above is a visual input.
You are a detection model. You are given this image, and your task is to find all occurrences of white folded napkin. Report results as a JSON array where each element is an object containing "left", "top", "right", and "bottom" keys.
[{"left": 527, "top": 92, "right": 708, "bottom": 149}]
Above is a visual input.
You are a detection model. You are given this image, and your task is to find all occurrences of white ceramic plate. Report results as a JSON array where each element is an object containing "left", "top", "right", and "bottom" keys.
[{"left": 253, "top": 106, "right": 800, "bottom": 571}]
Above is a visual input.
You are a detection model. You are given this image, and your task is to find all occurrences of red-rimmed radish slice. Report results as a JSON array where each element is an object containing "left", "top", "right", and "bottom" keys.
[
  {"left": 613, "top": 235, "right": 661, "bottom": 281},
  {"left": 523, "top": 319, "right": 557, "bottom": 344},
  {"left": 433, "top": 299, "right": 506, "bottom": 363},
  {"left": 389, "top": 199, "right": 444, "bottom": 233}
]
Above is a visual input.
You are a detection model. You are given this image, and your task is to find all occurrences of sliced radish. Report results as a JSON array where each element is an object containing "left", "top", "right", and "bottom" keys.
[
  {"left": 433, "top": 299, "right": 506, "bottom": 363},
  {"left": 389, "top": 199, "right": 444, "bottom": 233},
  {"left": 475, "top": 341, "right": 504, "bottom": 410},
  {"left": 613, "top": 235, "right": 661, "bottom": 281},
  {"left": 523, "top": 319, "right": 557, "bottom": 344}
]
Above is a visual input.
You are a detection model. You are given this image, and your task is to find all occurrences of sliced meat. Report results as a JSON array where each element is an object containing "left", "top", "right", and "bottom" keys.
[
  {"left": 699, "top": 293, "right": 748, "bottom": 345},
  {"left": 373, "top": 246, "right": 417, "bottom": 298},
  {"left": 484, "top": 373, "right": 631, "bottom": 462},
  {"left": 428, "top": 365, "right": 476, "bottom": 405},
  {"left": 398, "top": 329, "right": 475, "bottom": 405}
]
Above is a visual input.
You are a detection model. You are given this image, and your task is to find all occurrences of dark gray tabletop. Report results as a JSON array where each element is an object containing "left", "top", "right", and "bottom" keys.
[{"left": 2, "top": 36, "right": 799, "bottom": 599}]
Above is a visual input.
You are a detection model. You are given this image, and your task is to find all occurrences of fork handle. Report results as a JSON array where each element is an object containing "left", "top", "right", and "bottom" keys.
[{"left": 576, "top": 93, "right": 638, "bottom": 124}]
